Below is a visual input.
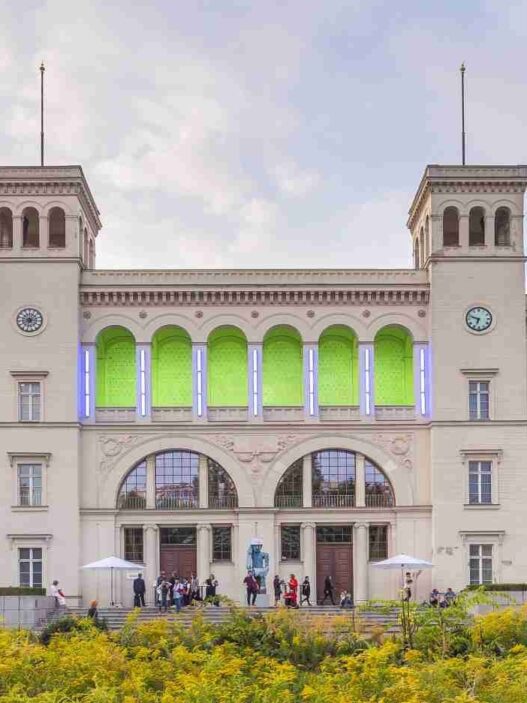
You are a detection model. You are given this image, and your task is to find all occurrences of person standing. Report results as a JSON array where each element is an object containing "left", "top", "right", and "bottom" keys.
[
  {"left": 50, "top": 580, "right": 66, "bottom": 608},
  {"left": 273, "top": 575, "right": 282, "bottom": 606},
  {"left": 133, "top": 572, "right": 146, "bottom": 607},
  {"left": 288, "top": 574, "right": 298, "bottom": 600},
  {"left": 321, "top": 575, "right": 335, "bottom": 605},
  {"left": 157, "top": 577, "right": 170, "bottom": 613},
  {"left": 87, "top": 599, "right": 99, "bottom": 621},
  {"left": 300, "top": 576, "right": 312, "bottom": 606},
  {"left": 205, "top": 574, "right": 219, "bottom": 606},
  {"left": 243, "top": 570, "right": 259, "bottom": 606}
]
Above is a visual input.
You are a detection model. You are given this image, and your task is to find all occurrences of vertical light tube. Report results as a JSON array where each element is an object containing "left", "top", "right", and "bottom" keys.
[
  {"left": 364, "top": 347, "right": 371, "bottom": 416},
  {"left": 140, "top": 348, "right": 146, "bottom": 417},
  {"left": 308, "top": 347, "right": 315, "bottom": 416},
  {"left": 84, "top": 348, "right": 90, "bottom": 418},
  {"left": 252, "top": 348, "right": 258, "bottom": 417},
  {"left": 419, "top": 347, "right": 426, "bottom": 415},
  {"left": 197, "top": 348, "right": 203, "bottom": 417}
]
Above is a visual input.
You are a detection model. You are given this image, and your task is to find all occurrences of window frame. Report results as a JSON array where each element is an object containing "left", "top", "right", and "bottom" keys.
[
  {"left": 8, "top": 453, "right": 50, "bottom": 510},
  {"left": 468, "top": 380, "right": 490, "bottom": 421},
  {"left": 280, "top": 524, "right": 302, "bottom": 561},
  {"left": 17, "top": 463, "right": 43, "bottom": 507},
  {"left": 18, "top": 547, "right": 44, "bottom": 588},
  {"left": 461, "top": 449, "right": 501, "bottom": 508},
  {"left": 368, "top": 524, "right": 389, "bottom": 562},
  {"left": 123, "top": 526, "right": 144, "bottom": 563},
  {"left": 212, "top": 525, "right": 232, "bottom": 562},
  {"left": 461, "top": 531, "right": 504, "bottom": 586}
]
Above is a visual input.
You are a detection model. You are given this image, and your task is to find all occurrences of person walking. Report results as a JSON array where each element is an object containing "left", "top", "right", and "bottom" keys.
[
  {"left": 300, "top": 576, "right": 312, "bottom": 606},
  {"left": 273, "top": 575, "right": 282, "bottom": 606},
  {"left": 321, "top": 575, "right": 335, "bottom": 605},
  {"left": 50, "top": 580, "right": 66, "bottom": 608},
  {"left": 288, "top": 574, "right": 299, "bottom": 600},
  {"left": 243, "top": 570, "right": 259, "bottom": 606},
  {"left": 173, "top": 579, "right": 183, "bottom": 612},
  {"left": 133, "top": 572, "right": 146, "bottom": 607},
  {"left": 157, "top": 577, "right": 170, "bottom": 613}
]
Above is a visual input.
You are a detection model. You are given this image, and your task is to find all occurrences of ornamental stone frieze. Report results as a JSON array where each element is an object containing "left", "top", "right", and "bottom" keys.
[
  {"left": 211, "top": 433, "right": 300, "bottom": 482},
  {"left": 98, "top": 434, "right": 152, "bottom": 474}
]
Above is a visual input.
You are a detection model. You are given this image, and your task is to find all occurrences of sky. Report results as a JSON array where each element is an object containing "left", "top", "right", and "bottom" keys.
[{"left": 0, "top": 0, "right": 526, "bottom": 270}]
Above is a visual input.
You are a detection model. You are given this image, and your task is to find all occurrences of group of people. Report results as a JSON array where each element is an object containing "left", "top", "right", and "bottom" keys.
[
  {"left": 241, "top": 571, "right": 353, "bottom": 608},
  {"left": 428, "top": 587, "right": 456, "bottom": 608},
  {"left": 142, "top": 571, "right": 219, "bottom": 612}
]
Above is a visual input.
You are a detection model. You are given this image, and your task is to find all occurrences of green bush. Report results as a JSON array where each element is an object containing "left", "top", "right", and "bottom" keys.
[
  {"left": 465, "top": 583, "right": 527, "bottom": 592},
  {"left": 40, "top": 614, "right": 108, "bottom": 645},
  {"left": 0, "top": 587, "right": 46, "bottom": 596}
]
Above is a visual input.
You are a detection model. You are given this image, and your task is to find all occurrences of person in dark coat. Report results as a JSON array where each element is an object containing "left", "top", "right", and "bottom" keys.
[
  {"left": 133, "top": 572, "right": 146, "bottom": 607},
  {"left": 243, "top": 570, "right": 259, "bottom": 606},
  {"left": 273, "top": 575, "right": 282, "bottom": 606},
  {"left": 321, "top": 575, "right": 335, "bottom": 605},
  {"left": 300, "top": 576, "right": 312, "bottom": 606}
]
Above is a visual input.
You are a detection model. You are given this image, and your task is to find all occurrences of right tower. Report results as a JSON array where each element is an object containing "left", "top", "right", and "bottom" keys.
[{"left": 408, "top": 165, "right": 527, "bottom": 588}]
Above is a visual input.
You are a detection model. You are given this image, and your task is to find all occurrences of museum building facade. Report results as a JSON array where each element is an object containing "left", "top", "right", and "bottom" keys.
[{"left": 0, "top": 163, "right": 526, "bottom": 605}]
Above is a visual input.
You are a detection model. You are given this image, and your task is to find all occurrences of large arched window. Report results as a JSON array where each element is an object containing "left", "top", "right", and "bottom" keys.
[
  {"left": 0, "top": 208, "right": 13, "bottom": 248},
  {"left": 312, "top": 450, "right": 355, "bottom": 508},
  {"left": 469, "top": 206, "right": 485, "bottom": 246},
  {"left": 318, "top": 326, "right": 358, "bottom": 406},
  {"left": 96, "top": 326, "right": 136, "bottom": 407},
  {"left": 49, "top": 207, "right": 66, "bottom": 247},
  {"left": 443, "top": 207, "right": 459, "bottom": 246},
  {"left": 117, "top": 461, "right": 146, "bottom": 509},
  {"left": 22, "top": 207, "right": 39, "bottom": 248},
  {"left": 274, "top": 459, "right": 303, "bottom": 508},
  {"left": 208, "top": 326, "right": 248, "bottom": 407},
  {"left": 155, "top": 450, "right": 199, "bottom": 509},
  {"left": 374, "top": 326, "right": 414, "bottom": 406},
  {"left": 263, "top": 326, "right": 303, "bottom": 406},
  {"left": 152, "top": 326, "right": 192, "bottom": 407},
  {"left": 208, "top": 459, "right": 238, "bottom": 508},
  {"left": 365, "top": 460, "right": 395, "bottom": 507},
  {"left": 495, "top": 207, "right": 511, "bottom": 246}
]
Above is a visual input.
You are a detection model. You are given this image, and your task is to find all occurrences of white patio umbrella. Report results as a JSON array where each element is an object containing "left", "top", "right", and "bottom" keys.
[
  {"left": 373, "top": 553, "right": 433, "bottom": 596},
  {"left": 81, "top": 556, "right": 145, "bottom": 606}
]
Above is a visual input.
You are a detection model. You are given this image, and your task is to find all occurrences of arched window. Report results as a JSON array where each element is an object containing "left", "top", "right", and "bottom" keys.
[
  {"left": 469, "top": 207, "right": 485, "bottom": 246},
  {"left": 22, "top": 207, "right": 39, "bottom": 248},
  {"left": 424, "top": 216, "right": 430, "bottom": 259},
  {"left": 96, "top": 326, "right": 136, "bottom": 407},
  {"left": 443, "top": 207, "right": 459, "bottom": 246},
  {"left": 208, "top": 326, "right": 248, "bottom": 407},
  {"left": 152, "top": 326, "right": 192, "bottom": 407},
  {"left": 365, "top": 460, "right": 395, "bottom": 507},
  {"left": 155, "top": 450, "right": 199, "bottom": 509},
  {"left": 0, "top": 208, "right": 13, "bottom": 248},
  {"left": 495, "top": 207, "right": 511, "bottom": 246},
  {"left": 312, "top": 449, "right": 355, "bottom": 508},
  {"left": 414, "top": 237, "right": 420, "bottom": 269},
  {"left": 89, "top": 239, "right": 95, "bottom": 268},
  {"left": 208, "top": 459, "right": 238, "bottom": 508},
  {"left": 275, "top": 459, "right": 303, "bottom": 508},
  {"left": 117, "top": 461, "right": 146, "bottom": 509},
  {"left": 263, "top": 326, "right": 303, "bottom": 406},
  {"left": 48, "top": 207, "right": 66, "bottom": 247},
  {"left": 318, "top": 326, "right": 358, "bottom": 406},
  {"left": 374, "top": 326, "right": 414, "bottom": 406},
  {"left": 419, "top": 228, "right": 424, "bottom": 266}
]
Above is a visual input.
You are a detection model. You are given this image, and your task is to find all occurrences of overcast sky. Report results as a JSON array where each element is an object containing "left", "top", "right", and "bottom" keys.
[{"left": 1, "top": 0, "right": 526, "bottom": 269}]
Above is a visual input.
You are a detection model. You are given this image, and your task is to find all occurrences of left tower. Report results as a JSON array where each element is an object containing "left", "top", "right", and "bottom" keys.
[{"left": 0, "top": 166, "right": 101, "bottom": 601}]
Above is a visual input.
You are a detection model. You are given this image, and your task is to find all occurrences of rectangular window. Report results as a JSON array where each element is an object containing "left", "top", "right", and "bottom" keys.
[
  {"left": 19, "top": 547, "right": 43, "bottom": 588},
  {"left": 18, "top": 464, "right": 43, "bottom": 506},
  {"left": 281, "top": 525, "right": 301, "bottom": 560},
  {"left": 369, "top": 525, "right": 388, "bottom": 561},
  {"left": 124, "top": 527, "right": 144, "bottom": 563},
  {"left": 159, "top": 527, "right": 196, "bottom": 545},
  {"left": 212, "top": 526, "right": 232, "bottom": 561},
  {"left": 315, "top": 525, "right": 353, "bottom": 543},
  {"left": 469, "top": 381, "right": 489, "bottom": 420},
  {"left": 469, "top": 544, "right": 493, "bottom": 585},
  {"left": 468, "top": 461, "right": 492, "bottom": 504},
  {"left": 18, "top": 382, "right": 41, "bottom": 422}
]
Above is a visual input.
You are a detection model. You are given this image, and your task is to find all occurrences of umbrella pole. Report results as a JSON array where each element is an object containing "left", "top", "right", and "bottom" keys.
[{"left": 111, "top": 567, "right": 114, "bottom": 607}]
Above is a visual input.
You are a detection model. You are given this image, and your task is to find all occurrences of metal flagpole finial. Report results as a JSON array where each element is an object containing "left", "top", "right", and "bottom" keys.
[
  {"left": 40, "top": 62, "right": 45, "bottom": 167},
  {"left": 460, "top": 62, "right": 466, "bottom": 165}
]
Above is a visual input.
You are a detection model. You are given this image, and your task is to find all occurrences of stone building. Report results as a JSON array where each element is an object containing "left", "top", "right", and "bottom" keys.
[{"left": 0, "top": 163, "right": 526, "bottom": 605}]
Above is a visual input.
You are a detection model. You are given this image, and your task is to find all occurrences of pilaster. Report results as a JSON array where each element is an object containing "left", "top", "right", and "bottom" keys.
[
  {"left": 355, "top": 453, "right": 365, "bottom": 507},
  {"left": 301, "top": 522, "right": 316, "bottom": 603},
  {"left": 198, "top": 454, "right": 209, "bottom": 509},
  {"left": 146, "top": 454, "right": 156, "bottom": 510},
  {"left": 144, "top": 525, "right": 159, "bottom": 604},
  {"left": 354, "top": 522, "right": 369, "bottom": 603},
  {"left": 197, "top": 523, "right": 211, "bottom": 582}
]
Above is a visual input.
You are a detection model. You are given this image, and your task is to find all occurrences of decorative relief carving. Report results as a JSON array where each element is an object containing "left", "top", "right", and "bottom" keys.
[
  {"left": 368, "top": 432, "right": 415, "bottom": 471},
  {"left": 98, "top": 434, "right": 145, "bottom": 474},
  {"left": 211, "top": 434, "right": 299, "bottom": 481}
]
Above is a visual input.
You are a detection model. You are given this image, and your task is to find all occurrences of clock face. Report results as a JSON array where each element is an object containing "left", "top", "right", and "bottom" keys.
[
  {"left": 16, "top": 307, "right": 44, "bottom": 334},
  {"left": 466, "top": 306, "right": 493, "bottom": 332}
]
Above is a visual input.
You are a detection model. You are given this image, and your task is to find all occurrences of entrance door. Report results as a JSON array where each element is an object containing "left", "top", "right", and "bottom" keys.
[
  {"left": 316, "top": 526, "right": 353, "bottom": 603},
  {"left": 159, "top": 527, "right": 197, "bottom": 579}
]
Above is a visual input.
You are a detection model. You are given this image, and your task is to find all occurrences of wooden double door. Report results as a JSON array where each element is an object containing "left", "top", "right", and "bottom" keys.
[
  {"left": 160, "top": 545, "right": 196, "bottom": 578},
  {"left": 316, "top": 528, "right": 353, "bottom": 603}
]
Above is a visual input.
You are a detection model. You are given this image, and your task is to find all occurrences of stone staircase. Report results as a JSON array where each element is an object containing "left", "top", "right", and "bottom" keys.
[{"left": 57, "top": 604, "right": 399, "bottom": 634}]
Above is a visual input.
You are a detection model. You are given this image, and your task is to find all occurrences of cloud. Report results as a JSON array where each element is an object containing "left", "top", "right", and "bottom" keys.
[{"left": 272, "top": 161, "right": 321, "bottom": 198}]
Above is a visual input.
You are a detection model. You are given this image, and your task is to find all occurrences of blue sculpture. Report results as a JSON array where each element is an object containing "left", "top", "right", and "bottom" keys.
[{"left": 246, "top": 537, "right": 269, "bottom": 593}]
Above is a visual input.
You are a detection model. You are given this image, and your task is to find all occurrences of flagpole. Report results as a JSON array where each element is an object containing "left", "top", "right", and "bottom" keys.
[
  {"left": 460, "top": 63, "right": 466, "bottom": 165},
  {"left": 40, "top": 62, "right": 45, "bottom": 166}
]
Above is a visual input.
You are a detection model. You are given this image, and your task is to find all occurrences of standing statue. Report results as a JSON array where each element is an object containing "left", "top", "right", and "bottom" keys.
[{"left": 246, "top": 537, "right": 270, "bottom": 594}]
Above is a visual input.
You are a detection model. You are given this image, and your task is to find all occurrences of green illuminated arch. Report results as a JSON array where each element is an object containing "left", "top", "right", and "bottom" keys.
[
  {"left": 152, "top": 326, "right": 192, "bottom": 406},
  {"left": 263, "top": 326, "right": 303, "bottom": 406},
  {"left": 374, "top": 326, "right": 414, "bottom": 405},
  {"left": 207, "top": 326, "right": 248, "bottom": 407},
  {"left": 96, "top": 326, "right": 136, "bottom": 407},
  {"left": 319, "top": 326, "right": 358, "bottom": 405}
]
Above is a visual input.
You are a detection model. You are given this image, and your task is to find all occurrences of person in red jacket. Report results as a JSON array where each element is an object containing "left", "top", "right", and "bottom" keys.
[{"left": 288, "top": 574, "right": 298, "bottom": 598}]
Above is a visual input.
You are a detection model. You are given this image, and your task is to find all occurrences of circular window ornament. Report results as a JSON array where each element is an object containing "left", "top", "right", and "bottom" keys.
[
  {"left": 15, "top": 307, "right": 45, "bottom": 335},
  {"left": 465, "top": 306, "right": 493, "bottom": 334}
]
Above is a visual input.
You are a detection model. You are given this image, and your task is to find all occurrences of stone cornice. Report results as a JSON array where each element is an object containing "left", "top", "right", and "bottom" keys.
[
  {"left": 407, "top": 164, "right": 527, "bottom": 229},
  {"left": 80, "top": 286, "right": 429, "bottom": 307},
  {"left": 0, "top": 165, "right": 102, "bottom": 232}
]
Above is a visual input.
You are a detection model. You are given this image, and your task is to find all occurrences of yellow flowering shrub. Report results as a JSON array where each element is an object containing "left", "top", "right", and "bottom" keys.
[{"left": 2, "top": 606, "right": 527, "bottom": 701}]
